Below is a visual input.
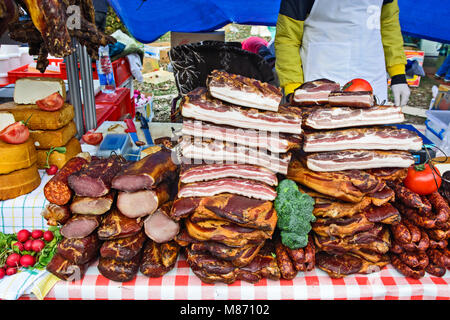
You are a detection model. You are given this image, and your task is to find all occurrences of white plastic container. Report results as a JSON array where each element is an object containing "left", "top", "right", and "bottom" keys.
[
  {"left": 0, "top": 45, "right": 20, "bottom": 55},
  {"left": 425, "top": 110, "right": 450, "bottom": 157},
  {"left": 0, "top": 54, "right": 10, "bottom": 74},
  {"left": 0, "top": 73, "right": 9, "bottom": 85},
  {"left": 19, "top": 47, "right": 34, "bottom": 66},
  {"left": 7, "top": 53, "right": 20, "bottom": 71}
]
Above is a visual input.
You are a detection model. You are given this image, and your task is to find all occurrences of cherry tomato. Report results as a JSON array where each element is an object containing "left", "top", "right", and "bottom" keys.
[
  {"left": 31, "top": 239, "right": 45, "bottom": 252},
  {"left": 43, "top": 230, "right": 54, "bottom": 242},
  {"left": 6, "top": 253, "right": 21, "bottom": 267},
  {"left": 19, "top": 255, "right": 36, "bottom": 268},
  {"left": 17, "top": 229, "right": 31, "bottom": 242},
  {"left": 82, "top": 132, "right": 103, "bottom": 145},
  {"left": 5, "top": 267, "right": 17, "bottom": 276},
  {"left": 0, "top": 121, "right": 29, "bottom": 144},
  {"left": 342, "top": 78, "right": 373, "bottom": 92},
  {"left": 36, "top": 92, "right": 64, "bottom": 112},
  {"left": 31, "top": 230, "right": 44, "bottom": 239},
  {"left": 23, "top": 239, "right": 33, "bottom": 251},
  {"left": 0, "top": 268, "right": 5, "bottom": 279},
  {"left": 46, "top": 165, "right": 58, "bottom": 175},
  {"left": 404, "top": 163, "right": 442, "bottom": 195}
]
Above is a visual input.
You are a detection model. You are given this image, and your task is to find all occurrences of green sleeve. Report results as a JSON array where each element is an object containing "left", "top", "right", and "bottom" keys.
[
  {"left": 381, "top": 0, "right": 407, "bottom": 77},
  {"left": 274, "top": 13, "right": 304, "bottom": 95}
]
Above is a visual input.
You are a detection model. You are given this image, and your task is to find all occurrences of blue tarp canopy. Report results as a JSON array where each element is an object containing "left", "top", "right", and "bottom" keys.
[{"left": 108, "top": 0, "right": 450, "bottom": 44}]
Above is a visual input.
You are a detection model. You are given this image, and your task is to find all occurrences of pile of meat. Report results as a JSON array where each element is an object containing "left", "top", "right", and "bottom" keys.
[
  {"left": 389, "top": 185, "right": 450, "bottom": 278},
  {"left": 286, "top": 78, "right": 424, "bottom": 278},
  {"left": 170, "top": 70, "right": 304, "bottom": 283},
  {"left": 43, "top": 147, "right": 182, "bottom": 282}
]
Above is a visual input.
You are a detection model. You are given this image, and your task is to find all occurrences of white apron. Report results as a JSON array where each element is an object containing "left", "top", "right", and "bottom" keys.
[{"left": 300, "top": 0, "right": 388, "bottom": 102}]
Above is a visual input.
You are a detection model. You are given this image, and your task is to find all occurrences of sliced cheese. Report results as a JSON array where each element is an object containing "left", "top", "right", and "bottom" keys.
[
  {"left": 36, "top": 137, "right": 82, "bottom": 169},
  {"left": 0, "top": 138, "right": 37, "bottom": 174},
  {"left": 0, "top": 102, "right": 75, "bottom": 130},
  {"left": 0, "top": 163, "right": 41, "bottom": 200},
  {"left": 0, "top": 112, "right": 15, "bottom": 131},
  {"left": 30, "top": 121, "right": 77, "bottom": 149},
  {"left": 14, "top": 77, "right": 66, "bottom": 105}
]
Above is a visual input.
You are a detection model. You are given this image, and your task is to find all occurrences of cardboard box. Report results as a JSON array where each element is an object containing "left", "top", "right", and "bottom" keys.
[
  {"left": 145, "top": 42, "right": 170, "bottom": 60},
  {"left": 170, "top": 31, "right": 225, "bottom": 48},
  {"left": 142, "top": 57, "right": 160, "bottom": 73},
  {"left": 433, "top": 84, "right": 450, "bottom": 111}
]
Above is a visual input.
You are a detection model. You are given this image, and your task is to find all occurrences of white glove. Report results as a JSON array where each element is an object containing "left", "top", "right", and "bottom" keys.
[{"left": 391, "top": 83, "right": 410, "bottom": 106}]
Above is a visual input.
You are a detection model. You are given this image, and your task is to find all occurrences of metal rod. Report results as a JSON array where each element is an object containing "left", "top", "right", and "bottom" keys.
[
  {"left": 66, "top": 39, "right": 84, "bottom": 138},
  {"left": 78, "top": 44, "right": 97, "bottom": 131}
]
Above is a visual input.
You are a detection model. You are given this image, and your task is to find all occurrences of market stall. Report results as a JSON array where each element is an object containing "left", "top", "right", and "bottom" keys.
[{"left": 0, "top": 0, "right": 449, "bottom": 302}]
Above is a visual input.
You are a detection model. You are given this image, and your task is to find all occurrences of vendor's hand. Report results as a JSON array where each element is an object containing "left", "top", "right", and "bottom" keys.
[{"left": 391, "top": 74, "right": 410, "bottom": 107}]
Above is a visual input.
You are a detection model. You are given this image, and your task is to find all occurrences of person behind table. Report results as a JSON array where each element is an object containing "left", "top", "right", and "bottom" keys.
[
  {"left": 93, "top": 0, "right": 109, "bottom": 32},
  {"left": 275, "top": 0, "right": 410, "bottom": 106},
  {"left": 435, "top": 44, "right": 450, "bottom": 83}
]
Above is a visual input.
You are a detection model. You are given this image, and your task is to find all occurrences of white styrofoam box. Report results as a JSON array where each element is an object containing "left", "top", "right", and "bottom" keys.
[
  {"left": 0, "top": 73, "right": 8, "bottom": 85},
  {"left": 0, "top": 54, "right": 10, "bottom": 73},
  {"left": 7, "top": 53, "right": 20, "bottom": 70},
  {"left": 19, "top": 48, "right": 34, "bottom": 66},
  {"left": 0, "top": 45, "right": 20, "bottom": 55},
  {"left": 425, "top": 110, "right": 450, "bottom": 157}
]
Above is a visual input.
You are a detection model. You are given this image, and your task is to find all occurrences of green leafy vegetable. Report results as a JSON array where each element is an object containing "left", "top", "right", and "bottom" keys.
[
  {"left": 275, "top": 179, "right": 316, "bottom": 250},
  {"left": 34, "top": 226, "right": 63, "bottom": 270}
]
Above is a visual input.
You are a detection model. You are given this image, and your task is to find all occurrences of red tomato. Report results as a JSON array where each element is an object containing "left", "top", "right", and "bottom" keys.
[
  {"left": 36, "top": 92, "right": 64, "bottom": 112},
  {"left": 82, "top": 132, "right": 103, "bottom": 145},
  {"left": 343, "top": 78, "right": 373, "bottom": 92},
  {"left": 19, "top": 255, "right": 36, "bottom": 268},
  {"left": 5, "top": 267, "right": 17, "bottom": 276},
  {"left": 404, "top": 163, "right": 442, "bottom": 195},
  {"left": 43, "top": 230, "right": 54, "bottom": 242},
  {"left": 0, "top": 121, "right": 30, "bottom": 144},
  {"left": 31, "top": 230, "right": 44, "bottom": 239},
  {"left": 31, "top": 239, "right": 45, "bottom": 252},
  {"left": 17, "top": 229, "right": 31, "bottom": 242},
  {"left": 6, "top": 253, "right": 21, "bottom": 267}
]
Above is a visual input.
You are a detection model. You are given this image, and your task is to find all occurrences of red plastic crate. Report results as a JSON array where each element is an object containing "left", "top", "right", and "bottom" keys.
[
  {"left": 96, "top": 104, "right": 119, "bottom": 127},
  {"left": 60, "top": 57, "right": 132, "bottom": 87},
  {"left": 7, "top": 58, "right": 65, "bottom": 83},
  {"left": 95, "top": 87, "right": 134, "bottom": 119}
]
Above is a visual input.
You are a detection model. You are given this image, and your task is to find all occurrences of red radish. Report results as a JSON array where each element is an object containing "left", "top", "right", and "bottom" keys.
[
  {"left": 13, "top": 241, "right": 24, "bottom": 251},
  {"left": 31, "top": 239, "right": 45, "bottom": 252},
  {"left": 23, "top": 239, "right": 33, "bottom": 251},
  {"left": 0, "top": 268, "right": 5, "bottom": 279},
  {"left": 17, "top": 229, "right": 31, "bottom": 242},
  {"left": 6, "top": 253, "right": 21, "bottom": 267},
  {"left": 31, "top": 229, "right": 44, "bottom": 239},
  {"left": 43, "top": 230, "right": 54, "bottom": 242},
  {"left": 6, "top": 267, "right": 17, "bottom": 276},
  {"left": 46, "top": 165, "right": 58, "bottom": 175},
  {"left": 19, "top": 255, "right": 36, "bottom": 268}
]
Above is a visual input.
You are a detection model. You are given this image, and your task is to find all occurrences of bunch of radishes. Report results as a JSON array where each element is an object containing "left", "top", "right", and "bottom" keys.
[{"left": 0, "top": 229, "right": 54, "bottom": 279}]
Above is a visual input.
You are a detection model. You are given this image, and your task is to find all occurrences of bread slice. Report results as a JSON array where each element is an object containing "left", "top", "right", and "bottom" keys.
[
  {"left": 0, "top": 163, "right": 41, "bottom": 200},
  {"left": 30, "top": 121, "right": 77, "bottom": 149},
  {"left": 0, "top": 138, "right": 37, "bottom": 174},
  {"left": 36, "top": 137, "right": 82, "bottom": 169},
  {"left": 14, "top": 77, "right": 66, "bottom": 104},
  {"left": 0, "top": 102, "right": 75, "bottom": 130}
]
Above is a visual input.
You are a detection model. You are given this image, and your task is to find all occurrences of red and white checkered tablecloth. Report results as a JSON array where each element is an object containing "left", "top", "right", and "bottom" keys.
[{"left": 21, "top": 256, "right": 450, "bottom": 300}]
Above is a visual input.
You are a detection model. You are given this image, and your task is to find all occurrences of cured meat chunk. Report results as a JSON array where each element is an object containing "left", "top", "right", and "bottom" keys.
[
  {"left": 304, "top": 105, "right": 405, "bottom": 130},
  {"left": 160, "top": 241, "right": 180, "bottom": 268},
  {"left": 328, "top": 91, "right": 374, "bottom": 108},
  {"left": 313, "top": 214, "right": 375, "bottom": 238},
  {"left": 98, "top": 254, "right": 141, "bottom": 282},
  {"left": 287, "top": 159, "right": 386, "bottom": 203},
  {"left": 60, "top": 214, "right": 102, "bottom": 239},
  {"left": 178, "top": 178, "right": 277, "bottom": 201},
  {"left": 46, "top": 253, "right": 89, "bottom": 281},
  {"left": 140, "top": 240, "right": 178, "bottom": 278},
  {"left": 306, "top": 150, "right": 415, "bottom": 172},
  {"left": 70, "top": 192, "right": 115, "bottom": 215},
  {"left": 100, "top": 231, "right": 147, "bottom": 261},
  {"left": 179, "top": 163, "right": 278, "bottom": 186},
  {"left": 303, "top": 127, "right": 423, "bottom": 153},
  {"left": 41, "top": 203, "right": 71, "bottom": 226},
  {"left": 292, "top": 79, "right": 340, "bottom": 106},
  {"left": 97, "top": 207, "right": 143, "bottom": 240},
  {"left": 366, "top": 167, "right": 408, "bottom": 183},
  {"left": 180, "top": 87, "right": 302, "bottom": 134},
  {"left": 111, "top": 147, "right": 177, "bottom": 192},
  {"left": 144, "top": 202, "right": 180, "bottom": 243},
  {"left": 68, "top": 156, "right": 123, "bottom": 197},
  {"left": 57, "top": 233, "right": 101, "bottom": 265},
  {"left": 116, "top": 181, "right": 170, "bottom": 218},
  {"left": 179, "top": 136, "right": 291, "bottom": 175},
  {"left": 182, "top": 119, "right": 301, "bottom": 154},
  {"left": 207, "top": 70, "right": 282, "bottom": 112}
]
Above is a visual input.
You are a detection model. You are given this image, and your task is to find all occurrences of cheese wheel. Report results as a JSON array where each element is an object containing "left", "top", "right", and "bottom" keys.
[
  {"left": 0, "top": 139, "right": 37, "bottom": 174},
  {"left": 30, "top": 121, "right": 77, "bottom": 149},
  {"left": 36, "top": 137, "right": 82, "bottom": 169},
  {"left": 0, "top": 163, "right": 41, "bottom": 200}
]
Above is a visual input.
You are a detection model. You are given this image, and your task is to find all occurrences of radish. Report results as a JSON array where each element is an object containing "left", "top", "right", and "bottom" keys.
[
  {"left": 31, "top": 239, "right": 45, "bottom": 252},
  {"left": 43, "top": 230, "right": 54, "bottom": 242},
  {"left": 5, "top": 267, "right": 17, "bottom": 276},
  {"left": 17, "top": 229, "right": 31, "bottom": 242},
  {"left": 31, "top": 229, "right": 44, "bottom": 239},
  {"left": 23, "top": 239, "right": 33, "bottom": 251},
  {"left": 0, "top": 267, "right": 5, "bottom": 279},
  {"left": 20, "top": 255, "right": 36, "bottom": 268},
  {"left": 6, "top": 253, "right": 21, "bottom": 267},
  {"left": 13, "top": 241, "right": 24, "bottom": 251}
]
